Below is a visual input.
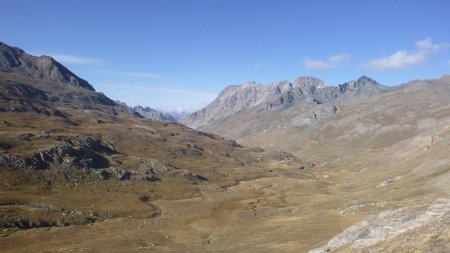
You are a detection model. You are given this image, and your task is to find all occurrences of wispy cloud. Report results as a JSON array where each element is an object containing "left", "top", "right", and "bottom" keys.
[
  {"left": 167, "top": 107, "right": 186, "bottom": 113},
  {"left": 126, "top": 72, "right": 163, "bottom": 79},
  {"left": 303, "top": 53, "right": 351, "bottom": 70},
  {"left": 365, "top": 38, "right": 450, "bottom": 71},
  {"left": 97, "top": 83, "right": 217, "bottom": 111},
  {"left": 253, "top": 63, "right": 266, "bottom": 70},
  {"left": 32, "top": 52, "right": 163, "bottom": 77},
  {"left": 50, "top": 54, "right": 106, "bottom": 66},
  {"left": 98, "top": 83, "right": 215, "bottom": 96}
]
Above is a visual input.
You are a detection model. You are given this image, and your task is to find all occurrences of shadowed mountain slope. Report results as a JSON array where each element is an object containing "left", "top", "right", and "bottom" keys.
[{"left": 0, "top": 42, "right": 94, "bottom": 91}]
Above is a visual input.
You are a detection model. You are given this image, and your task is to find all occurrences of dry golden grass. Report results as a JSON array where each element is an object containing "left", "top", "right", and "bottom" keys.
[{"left": 1, "top": 76, "right": 450, "bottom": 252}]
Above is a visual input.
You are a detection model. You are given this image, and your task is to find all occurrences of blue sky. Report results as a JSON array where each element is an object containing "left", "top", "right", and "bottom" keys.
[{"left": 1, "top": 0, "right": 450, "bottom": 112}]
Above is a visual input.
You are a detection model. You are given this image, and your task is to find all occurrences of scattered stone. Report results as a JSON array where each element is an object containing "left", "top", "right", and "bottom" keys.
[
  {"left": 184, "top": 172, "right": 208, "bottom": 184},
  {"left": 0, "top": 141, "right": 12, "bottom": 150},
  {"left": 0, "top": 120, "right": 13, "bottom": 127},
  {"left": 16, "top": 133, "right": 34, "bottom": 141},
  {"left": 377, "top": 176, "right": 401, "bottom": 188},
  {"left": 254, "top": 156, "right": 264, "bottom": 163}
]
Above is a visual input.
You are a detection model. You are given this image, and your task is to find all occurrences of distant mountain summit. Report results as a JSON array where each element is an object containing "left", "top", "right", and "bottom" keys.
[
  {"left": 133, "top": 106, "right": 177, "bottom": 122},
  {"left": 182, "top": 75, "right": 388, "bottom": 129},
  {"left": 338, "top": 75, "right": 388, "bottom": 95},
  {"left": 0, "top": 42, "right": 94, "bottom": 91}
]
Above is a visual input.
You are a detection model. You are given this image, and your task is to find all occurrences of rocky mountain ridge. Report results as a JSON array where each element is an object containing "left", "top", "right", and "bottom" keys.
[
  {"left": 133, "top": 105, "right": 177, "bottom": 122},
  {"left": 182, "top": 76, "right": 388, "bottom": 129},
  {"left": 0, "top": 42, "right": 94, "bottom": 91},
  {"left": 115, "top": 101, "right": 178, "bottom": 122}
]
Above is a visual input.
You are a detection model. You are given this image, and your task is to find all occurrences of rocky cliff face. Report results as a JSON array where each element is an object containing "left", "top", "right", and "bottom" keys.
[
  {"left": 182, "top": 75, "right": 387, "bottom": 130},
  {"left": 0, "top": 42, "right": 94, "bottom": 91},
  {"left": 133, "top": 106, "right": 177, "bottom": 122}
]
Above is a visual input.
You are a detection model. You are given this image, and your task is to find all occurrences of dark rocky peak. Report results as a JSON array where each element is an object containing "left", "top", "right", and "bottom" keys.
[
  {"left": 0, "top": 42, "right": 25, "bottom": 68},
  {"left": 0, "top": 41, "right": 95, "bottom": 91},
  {"left": 133, "top": 105, "right": 158, "bottom": 113},
  {"left": 339, "top": 76, "right": 387, "bottom": 94},
  {"left": 355, "top": 75, "right": 384, "bottom": 88}
]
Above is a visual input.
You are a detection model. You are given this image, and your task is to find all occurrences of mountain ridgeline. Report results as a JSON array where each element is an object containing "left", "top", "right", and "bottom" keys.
[
  {"left": 182, "top": 76, "right": 389, "bottom": 130},
  {"left": 133, "top": 105, "right": 177, "bottom": 122},
  {"left": 1, "top": 41, "right": 449, "bottom": 253},
  {"left": 0, "top": 42, "right": 94, "bottom": 91},
  {"left": 0, "top": 42, "right": 120, "bottom": 116}
]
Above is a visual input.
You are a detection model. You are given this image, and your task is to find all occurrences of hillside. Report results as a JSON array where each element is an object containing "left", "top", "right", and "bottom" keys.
[
  {"left": 0, "top": 42, "right": 335, "bottom": 253},
  {"left": 184, "top": 75, "right": 450, "bottom": 252},
  {"left": 1, "top": 42, "right": 449, "bottom": 252}
]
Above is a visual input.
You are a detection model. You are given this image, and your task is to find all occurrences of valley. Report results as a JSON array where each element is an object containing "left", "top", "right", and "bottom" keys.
[{"left": 0, "top": 41, "right": 449, "bottom": 252}]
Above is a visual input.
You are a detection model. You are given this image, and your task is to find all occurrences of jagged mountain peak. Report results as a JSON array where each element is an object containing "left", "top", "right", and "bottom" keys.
[
  {"left": 339, "top": 75, "right": 387, "bottom": 93},
  {"left": 183, "top": 75, "right": 390, "bottom": 129},
  {"left": 0, "top": 41, "right": 95, "bottom": 91},
  {"left": 132, "top": 105, "right": 177, "bottom": 122},
  {"left": 293, "top": 76, "right": 324, "bottom": 89},
  {"left": 356, "top": 75, "right": 383, "bottom": 87}
]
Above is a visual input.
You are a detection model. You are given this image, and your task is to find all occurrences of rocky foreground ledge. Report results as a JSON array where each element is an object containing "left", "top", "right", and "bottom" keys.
[{"left": 309, "top": 197, "right": 450, "bottom": 252}]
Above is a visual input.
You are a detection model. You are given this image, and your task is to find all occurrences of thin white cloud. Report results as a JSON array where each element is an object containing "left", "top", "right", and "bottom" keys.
[
  {"left": 366, "top": 38, "right": 450, "bottom": 71},
  {"left": 126, "top": 72, "right": 163, "bottom": 79},
  {"left": 97, "top": 83, "right": 217, "bottom": 111},
  {"left": 167, "top": 107, "right": 185, "bottom": 113},
  {"left": 50, "top": 54, "right": 106, "bottom": 65},
  {"left": 85, "top": 68, "right": 164, "bottom": 79},
  {"left": 253, "top": 63, "right": 266, "bottom": 70},
  {"left": 303, "top": 53, "right": 350, "bottom": 70},
  {"left": 32, "top": 52, "right": 163, "bottom": 77}
]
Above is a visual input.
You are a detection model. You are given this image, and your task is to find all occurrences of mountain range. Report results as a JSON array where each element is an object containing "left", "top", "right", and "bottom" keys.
[
  {"left": 0, "top": 41, "right": 449, "bottom": 253},
  {"left": 183, "top": 70, "right": 450, "bottom": 251},
  {"left": 115, "top": 100, "right": 189, "bottom": 122},
  {"left": 182, "top": 75, "right": 388, "bottom": 132}
]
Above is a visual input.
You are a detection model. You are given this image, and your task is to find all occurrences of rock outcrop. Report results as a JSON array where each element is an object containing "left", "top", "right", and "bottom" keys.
[
  {"left": 0, "top": 136, "right": 118, "bottom": 171},
  {"left": 309, "top": 197, "right": 450, "bottom": 252}
]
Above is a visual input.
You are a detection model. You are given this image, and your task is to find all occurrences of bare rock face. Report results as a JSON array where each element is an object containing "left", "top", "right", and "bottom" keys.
[
  {"left": 182, "top": 75, "right": 387, "bottom": 130},
  {"left": 309, "top": 197, "right": 450, "bottom": 253},
  {"left": 0, "top": 42, "right": 94, "bottom": 91}
]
